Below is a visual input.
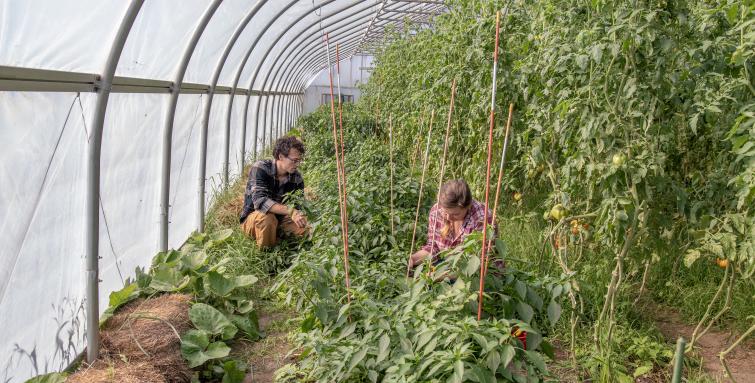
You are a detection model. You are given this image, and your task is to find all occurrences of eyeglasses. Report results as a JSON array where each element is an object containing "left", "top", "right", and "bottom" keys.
[{"left": 285, "top": 155, "right": 303, "bottom": 164}]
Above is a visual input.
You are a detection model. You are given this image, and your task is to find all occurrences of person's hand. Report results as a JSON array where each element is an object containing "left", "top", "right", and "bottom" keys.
[{"left": 292, "top": 209, "right": 308, "bottom": 228}]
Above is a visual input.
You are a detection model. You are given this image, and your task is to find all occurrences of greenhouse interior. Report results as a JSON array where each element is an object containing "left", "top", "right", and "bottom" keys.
[{"left": 1, "top": 1, "right": 753, "bottom": 382}]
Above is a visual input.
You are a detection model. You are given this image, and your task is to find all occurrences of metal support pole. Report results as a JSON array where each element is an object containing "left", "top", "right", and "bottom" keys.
[
  {"left": 279, "top": 96, "right": 284, "bottom": 136},
  {"left": 267, "top": 1, "right": 424, "bottom": 108},
  {"left": 197, "top": 0, "right": 266, "bottom": 233},
  {"left": 286, "top": 95, "right": 293, "bottom": 131},
  {"left": 158, "top": 0, "right": 221, "bottom": 253},
  {"left": 246, "top": 0, "right": 344, "bottom": 164},
  {"left": 226, "top": 0, "right": 299, "bottom": 186},
  {"left": 256, "top": 36, "right": 356, "bottom": 148},
  {"left": 275, "top": 35, "right": 365, "bottom": 100},
  {"left": 86, "top": 0, "right": 144, "bottom": 363},
  {"left": 250, "top": 0, "right": 415, "bottom": 160},
  {"left": 671, "top": 337, "right": 686, "bottom": 383}
]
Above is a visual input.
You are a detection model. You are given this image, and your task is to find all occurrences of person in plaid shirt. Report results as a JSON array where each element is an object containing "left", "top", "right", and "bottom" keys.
[
  {"left": 408, "top": 179, "right": 525, "bottom": 348},
  {"left": 239, "top": 136, "right": 309, "bottom": 248},
  {"left": 408, "top": 179, "right": 496, "bottom": 270}
]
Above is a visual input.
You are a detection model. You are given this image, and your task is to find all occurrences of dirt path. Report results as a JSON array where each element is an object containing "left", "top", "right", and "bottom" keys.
[
  {"left": 646, "top": 303, "right": 755, "bottom": 382},
  {"left": 236, "top": 306, "right": 297, "bottom": 383}
]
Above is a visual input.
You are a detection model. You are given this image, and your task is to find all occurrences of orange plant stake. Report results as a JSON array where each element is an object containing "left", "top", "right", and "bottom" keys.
[
  {"left": 324, "top": 33, "right": 351, "bottom": 308},
  {"left": 484, "top": 103, "right": 514, "bottom": 277},
  {"left": 478, "top": 12, "right": 501, "bottom": 321}
]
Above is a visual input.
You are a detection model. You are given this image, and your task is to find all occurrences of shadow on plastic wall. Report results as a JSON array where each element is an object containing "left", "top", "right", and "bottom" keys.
[{"left": 2, "top": 295, "right": 85, "bottom": 383}]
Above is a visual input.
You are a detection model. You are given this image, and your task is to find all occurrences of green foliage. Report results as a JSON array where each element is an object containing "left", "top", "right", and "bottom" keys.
[
  {"left": 269, "top": 102, "right": 565, "bottom": 382},
  {"left": 96, "top": 228, "right": 261, "bottom": 379},
  {"left": 23, "top": 372, "right": 67, "bottom": 383},
  {"left": 355, "top": 0, "right": 754, "bottom": 379}
]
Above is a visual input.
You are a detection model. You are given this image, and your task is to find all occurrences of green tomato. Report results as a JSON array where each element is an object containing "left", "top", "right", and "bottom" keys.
[
  {"left": 612, "top": 153, "right": 626, "bottom": 167},
  {"left": 549, "top": 204, "right": 567, "bottom": 221}
]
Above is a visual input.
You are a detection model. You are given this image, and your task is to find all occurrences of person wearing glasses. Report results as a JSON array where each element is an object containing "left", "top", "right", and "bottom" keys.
[{"left": 239, "top": 136, "right": 309, "bottom": 248}]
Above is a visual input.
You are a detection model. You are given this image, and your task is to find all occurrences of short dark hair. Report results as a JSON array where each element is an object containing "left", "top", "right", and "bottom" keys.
[{"left": 273, "top": 136, "right": 305, "bottom": 160}]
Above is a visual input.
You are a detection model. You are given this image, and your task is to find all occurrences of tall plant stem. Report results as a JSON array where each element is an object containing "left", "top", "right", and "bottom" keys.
[
  {"left": 689, "top": 264, "right": 736, "bottom": 350},
  {"left": 720, "top": 322, "right": 755, "bottom": 382},
  {"left": 633, "top": 259, "right": 650, "bottom": 306},
  {"left": 594, "top": 201, "right": 641, "bottom": 352},
  {"left": 477, "top": 11, "right": 501, "bottom": 321}
]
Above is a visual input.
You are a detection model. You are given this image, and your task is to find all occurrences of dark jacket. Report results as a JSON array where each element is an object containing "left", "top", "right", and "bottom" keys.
[{"left": 239, "top": 159, "right": 304, "bottom": 223}]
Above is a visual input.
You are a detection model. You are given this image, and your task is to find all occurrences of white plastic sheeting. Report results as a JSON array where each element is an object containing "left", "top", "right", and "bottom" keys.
[
  {"left": 0, "top": 2, "right": 125, "bottom": 72},
  {"left": 99, "top": 93, "right": 165, "bottom": 289},
  {"left": 0, "top": 92, "right": 92, "bottom": 380},
  {"left": 168, "top": 94, "right": 204, "bottom": 250},
  {"left": 0, "top": 1, "right": 444, "bottom": 381},
  {"left": 116, "top": 1, "right": 208, "bottom": 80}
]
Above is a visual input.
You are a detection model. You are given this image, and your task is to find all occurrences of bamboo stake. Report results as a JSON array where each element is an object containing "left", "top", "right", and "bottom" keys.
[
  {"left": 429, "top": 79, "right": 457, "bottom": 258},
  {"left": 324, "top": 33, "right": 351, "bottom": 307},
  {"left": 336, "top": 43, "right": 346, "bottom": 183},
  {"left": 389, "top": 114, "right": 395, "bottom": 238},
  {"left": 410, "top": 111, "right": 426, "bottom": 172},
  {"left": 477, "top": 11, "right": 501, "bottom": 321},
  {"left": 407, "top": 110, "right": 435, "bottom": 277},
  {"left": 484, "top": 103, "right": 514, "bottom": 277},
  {"left": 335, "top": 43, "right": 351, "bottom": 292}
]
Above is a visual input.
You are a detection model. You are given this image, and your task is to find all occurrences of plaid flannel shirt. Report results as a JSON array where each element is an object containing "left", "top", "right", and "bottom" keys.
[
  {"left": 239, "top": 159, "right": 304, "bottom": 223},
  {"left": 421, "top": 199, "right": 496, "bottom": 259}
]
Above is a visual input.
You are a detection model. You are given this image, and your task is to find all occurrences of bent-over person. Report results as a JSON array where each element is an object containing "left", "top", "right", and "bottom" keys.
[{"left": 409, "top": 179, "right": 496, "bottom": 271}]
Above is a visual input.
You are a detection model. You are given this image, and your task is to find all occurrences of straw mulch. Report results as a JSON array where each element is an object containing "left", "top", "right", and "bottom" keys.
[
  {"left": 68, "top": 294, "right": 194, "bottom": 383},
  {"left": 66, "top": 360, "right": 166, "bottom": 383},
  {"left": 209, "top": 193, "right": 245, "bottom": 229}
]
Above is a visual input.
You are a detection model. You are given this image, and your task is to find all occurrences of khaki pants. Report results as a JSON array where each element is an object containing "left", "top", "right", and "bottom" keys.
[{"left": 241, "top": 211, "right": 308, "bottom": 248}]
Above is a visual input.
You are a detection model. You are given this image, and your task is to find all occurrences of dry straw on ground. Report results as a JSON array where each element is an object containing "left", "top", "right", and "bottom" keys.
[
  {"left": 68, "top": 294, "right": 193, "bottom": 383},
  {"left": 67, "top": 360, "right": 166, "bottom": 383}
]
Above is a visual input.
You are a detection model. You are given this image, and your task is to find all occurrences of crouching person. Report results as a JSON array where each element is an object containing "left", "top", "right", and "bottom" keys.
[{"left": 239, "top": 136, "right": 309, "bottom": 248}]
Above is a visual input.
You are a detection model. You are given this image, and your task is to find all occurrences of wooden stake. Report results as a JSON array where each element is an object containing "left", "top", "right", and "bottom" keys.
[{"left": 408, "top": 110, "right": 435, "bottom": 277}]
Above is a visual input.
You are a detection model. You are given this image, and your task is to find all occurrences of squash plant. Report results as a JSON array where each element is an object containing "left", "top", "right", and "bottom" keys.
[{"left": 102, "top": 229, "right": 260, "bottom": 382}]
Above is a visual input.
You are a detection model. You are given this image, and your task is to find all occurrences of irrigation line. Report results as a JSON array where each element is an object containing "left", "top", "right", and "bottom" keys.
[
  {"left": 429, "top": 79, "right": 457, "bottom": 258},
  {"left": 477, "top": 11, "right": 501, "bottom": 321},
  {"left": 407, "top": 110, "right": 435, "bottom": 277},
  {"left": 484, "top": 103, "right": 514, "bottom": 277},
  {"left": 324, "top": 33, "right": 351, "bottom": 308}
]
